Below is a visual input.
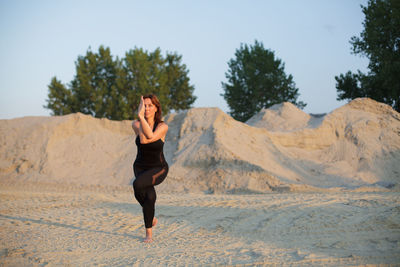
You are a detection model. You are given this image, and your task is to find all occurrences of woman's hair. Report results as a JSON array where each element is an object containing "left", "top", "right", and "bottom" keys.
[{"left": 143, "top": 94, "right": 163, "bottom": 124}]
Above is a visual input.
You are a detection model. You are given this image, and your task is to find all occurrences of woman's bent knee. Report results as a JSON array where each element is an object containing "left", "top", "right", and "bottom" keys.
[{"left": 133, "top": 179, "right": 145, "bottom": 191}]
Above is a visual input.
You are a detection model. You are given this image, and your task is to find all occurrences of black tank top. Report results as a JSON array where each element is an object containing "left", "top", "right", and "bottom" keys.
[{"left": 134, "top": 122, "right": 168, "bottom": 168}]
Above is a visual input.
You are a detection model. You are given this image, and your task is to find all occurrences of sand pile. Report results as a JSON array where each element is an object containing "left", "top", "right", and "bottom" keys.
[
  {"left": 250, "top": 98, "right": 400, "bottom": 190},
  {"left": 246, "top": 102, "right": 317, "bottom": 131},
  {"left": 0, "top": 114, "right": 135, "bottom": 185},
  {"left": 1, "top": 98, "right": 399, "bottom": 192}
]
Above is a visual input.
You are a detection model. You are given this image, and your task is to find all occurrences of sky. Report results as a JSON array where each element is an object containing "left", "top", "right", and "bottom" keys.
[{"left": 0, "top": 0, "right": 369, "bottom": 119}]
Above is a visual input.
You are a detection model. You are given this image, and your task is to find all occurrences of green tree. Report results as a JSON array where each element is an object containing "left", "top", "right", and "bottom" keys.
[
  {"left": 335, "top": 0, "right": 400, "bottom": 112},
  {"left": 165, "top": 53, "right": 196, "bottom": 111},
  {"left": 122, "top": 47, "right": 169, "bottom": 118},
  {"left": 46, "top": 77, "right": 73, "bottom": 115},
  {"left": 44, "top": 46, "right": 196, "bottom": 120},
  {"left": 69, "top": 46, "right": 119, "bottom": 119},
  {"left": 221, "top": 40, "right": 306, "bottom": 122}
]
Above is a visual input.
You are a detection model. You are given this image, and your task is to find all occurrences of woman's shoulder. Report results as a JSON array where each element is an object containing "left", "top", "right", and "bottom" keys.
[
  {"left": 132, "top": 120, "right": 141, "bottom": 126},
  {"left": 132, "top": 120, "right": 140, "bottom": 135},
  {"left": 156, "top": 121, "right": 168, "bottom": 129}
]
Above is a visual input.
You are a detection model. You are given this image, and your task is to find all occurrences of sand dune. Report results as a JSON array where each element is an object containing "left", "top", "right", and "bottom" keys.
[
  {"left": 0, "top": 114, "right": 134, "bottom": 186},
  {"left": 1, "top": 97, "right": 399, "bottom": 193},
  {"left": 246, "top": 101, "right": 318, "bottom": 131}
]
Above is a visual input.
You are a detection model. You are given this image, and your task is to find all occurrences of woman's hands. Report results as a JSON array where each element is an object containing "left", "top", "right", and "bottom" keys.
[
  {"left": 138, "top": 96, "right": 145, "bottom": 119},
  {"left": 136, "top": 95, "right": 152, "bottom": 139}
]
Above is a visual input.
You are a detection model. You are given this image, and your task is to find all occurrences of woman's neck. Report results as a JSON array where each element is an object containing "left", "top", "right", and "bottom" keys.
[{"left": 146, "top": 117, "right": 155, "bottom": 128}]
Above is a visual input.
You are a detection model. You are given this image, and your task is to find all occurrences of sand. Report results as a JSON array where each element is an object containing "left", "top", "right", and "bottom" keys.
[
  {"left": 1, "top": 97, "right": 399, "bottom": 193},
  {"left": 1, "top": 97, "right": 400, "bottom": 265},
  {"left": 1, "top": 181, "right": 399, "bottom": 266}
]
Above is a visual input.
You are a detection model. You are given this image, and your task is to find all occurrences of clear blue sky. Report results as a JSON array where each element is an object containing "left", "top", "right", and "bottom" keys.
[{"left": 0, "top": 0, "right": 369, "bottom": 119}]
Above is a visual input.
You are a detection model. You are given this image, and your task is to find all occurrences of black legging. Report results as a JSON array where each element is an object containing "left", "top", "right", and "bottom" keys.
[{"left": 133, "top": 164, "right": 168, "bottom": 228}]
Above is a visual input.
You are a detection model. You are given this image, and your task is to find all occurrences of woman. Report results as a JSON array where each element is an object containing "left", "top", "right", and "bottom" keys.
[{"left": 132, "top": 94, "right": 169, "bottom": 243}]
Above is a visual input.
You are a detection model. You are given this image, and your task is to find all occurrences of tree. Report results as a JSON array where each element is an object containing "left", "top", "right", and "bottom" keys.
[
  {"left": 335, "top": 0, "right": 400, "bottom": 112},
  {"left": 221, "top": 40, "right": 306, "bottom": 122},
  {"left": 165, "top": 53, "right": 197, "bottom": 112},
  {"left": 44, "top": 46, "right": 196, "bottom": 120},
  {"left": 46, "top": 77, "right": 73, "bottom": 115},
  {"left": 69, "top": 46, "right": 119, "bottom": 119}
]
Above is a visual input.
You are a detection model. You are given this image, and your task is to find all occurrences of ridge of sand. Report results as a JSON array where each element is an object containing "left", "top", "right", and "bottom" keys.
[
  {"left": 246, "top": 102, "right": 314, "bottom": 132},
  {"left": 1, "top": 98, "right": 399, "bottom": 193},
  {"left": 0, "top": 113, "right": 135, "bottom": 186}
]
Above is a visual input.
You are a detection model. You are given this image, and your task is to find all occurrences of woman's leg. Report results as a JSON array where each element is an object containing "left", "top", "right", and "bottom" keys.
[
  {"left": 133, "top": 165, "right": 168, "bottom": 190},
  {"left": 132, "top": 165, "right": 168, "bottom": 241},
  {"left": 133, "top": 166, "right": 167, "bottom": 208},
  {"left": 133, "top": 165, "right": 146, "bottom": 207},
  {"left": 143, "top": 186, "right": 156, "bottom": 242}
]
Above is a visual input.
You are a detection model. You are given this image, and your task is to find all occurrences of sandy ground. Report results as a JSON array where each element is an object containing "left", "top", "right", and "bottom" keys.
[{"left": 0, "top": 182, "right": 399, "bottom": 266}]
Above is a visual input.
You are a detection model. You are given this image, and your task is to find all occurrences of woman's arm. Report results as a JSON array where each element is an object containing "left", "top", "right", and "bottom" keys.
[
  {"left": 138, "top": 122, "right": 168, "bottom": 144},
  {"left": 132, "top": 120, "right": 140, "bottom": 135},
  {"left": 138, "top": 116, "right": 155, "bottom": 139},
  {"left": 132, "top": 119, "right": 168, "bottom": 143},
  {"left": 134, "top": 95, "right": 168, "bottom": 143},
  {"left": 136, "top": 95, "right": 155, "bottom": 139}
]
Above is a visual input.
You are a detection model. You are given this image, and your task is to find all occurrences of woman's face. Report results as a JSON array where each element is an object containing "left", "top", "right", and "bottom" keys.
[{"left": 144, "top": 98, "right": 157, "bottom": 120}]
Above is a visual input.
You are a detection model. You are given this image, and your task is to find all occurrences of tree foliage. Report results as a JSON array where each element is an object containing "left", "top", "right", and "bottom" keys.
[
  {"left": 44, "top": 46, "right": 196, "bottom": 120},
  {"left": 221, "top": 40, "right": 306, "bottom": 122},
  {"left": 335, "top": 0, "right": 400, "bottom": 112}
]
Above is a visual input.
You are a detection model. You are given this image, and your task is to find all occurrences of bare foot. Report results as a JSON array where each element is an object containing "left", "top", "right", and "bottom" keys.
[
  {"left": 152, "top": 217, "right": 158, "bottom": 227},
  {"left": 144, "top": 227, "right": 153, "bottom": 243},
  {"left": 143, "top": 237, "right": 153, "bottom": 243}
]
